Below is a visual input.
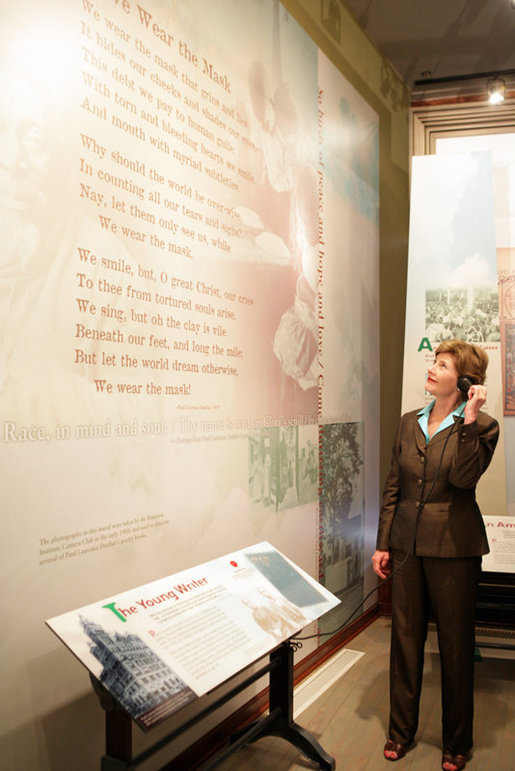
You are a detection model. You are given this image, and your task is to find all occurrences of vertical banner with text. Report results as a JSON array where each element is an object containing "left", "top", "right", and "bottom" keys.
[{"left": 403, "top": 151, "right": 513, "bottom": 573}]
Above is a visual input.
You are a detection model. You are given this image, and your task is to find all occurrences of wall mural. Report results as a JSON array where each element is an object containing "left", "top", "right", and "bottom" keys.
[{"left": 0, "top": 0, "right": 379, "bottom": 766}]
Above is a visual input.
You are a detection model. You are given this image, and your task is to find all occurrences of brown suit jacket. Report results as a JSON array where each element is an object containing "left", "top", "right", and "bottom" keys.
[{"left": 376, "top": 408, "right": 499, "bottom": 557}]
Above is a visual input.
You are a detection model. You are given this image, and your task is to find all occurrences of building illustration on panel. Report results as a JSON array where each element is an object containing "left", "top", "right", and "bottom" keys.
[{"left": 80, "top": 616, "right": 195, "bottom": 722}]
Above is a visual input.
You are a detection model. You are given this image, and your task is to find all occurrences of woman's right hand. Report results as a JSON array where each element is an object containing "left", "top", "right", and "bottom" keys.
[{"left": 372, "top": 549, "right": 391, "bottom": 579}]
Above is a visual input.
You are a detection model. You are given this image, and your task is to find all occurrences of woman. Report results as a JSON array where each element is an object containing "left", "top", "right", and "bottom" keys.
[{"left": 372, "top": 340, "right": 499, "bottom": 771}]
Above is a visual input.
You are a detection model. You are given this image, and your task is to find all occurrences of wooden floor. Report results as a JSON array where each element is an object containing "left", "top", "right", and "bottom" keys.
[{"left": 214, "top": 617, "right": 515, "bottom": 770}]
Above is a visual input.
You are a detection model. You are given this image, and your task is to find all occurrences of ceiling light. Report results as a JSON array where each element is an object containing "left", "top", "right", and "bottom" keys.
[{"left": 487, "top": 76, "right": 506, "bottom": 104}]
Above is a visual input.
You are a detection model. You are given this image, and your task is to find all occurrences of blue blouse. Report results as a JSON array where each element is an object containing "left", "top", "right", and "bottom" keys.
[{"left": 417, "top": 399, "right": 467, "bottom": 444}]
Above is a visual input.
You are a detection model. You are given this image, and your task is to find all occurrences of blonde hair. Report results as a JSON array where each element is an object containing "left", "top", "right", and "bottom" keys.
[{"left": 434, "top": 339, "right": 488, "bottom": 385}]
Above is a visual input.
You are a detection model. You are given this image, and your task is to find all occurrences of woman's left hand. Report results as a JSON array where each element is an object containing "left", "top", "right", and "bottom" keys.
[{"left": 463, "top": 384, "right": 487, "bottom": 424}]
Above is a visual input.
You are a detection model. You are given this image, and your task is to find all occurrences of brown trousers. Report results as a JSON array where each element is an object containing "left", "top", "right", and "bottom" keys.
[{"left": 388, "top": 550, "right": 481, "bottom": 754}]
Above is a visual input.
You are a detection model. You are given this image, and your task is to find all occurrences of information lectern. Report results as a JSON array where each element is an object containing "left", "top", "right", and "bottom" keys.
[{"left": 47, "top": 543, "right": 339, "bottom": 769}]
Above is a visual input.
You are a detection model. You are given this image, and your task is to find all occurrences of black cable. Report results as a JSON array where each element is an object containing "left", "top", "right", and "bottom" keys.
[{"left": 291, "top": 417, "right": 463, "bottom": 648}]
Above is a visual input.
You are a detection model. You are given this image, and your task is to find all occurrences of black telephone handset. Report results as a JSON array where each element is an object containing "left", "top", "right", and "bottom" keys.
[{"left": 457, "top": 375, "right": 475, "bottom": 394}]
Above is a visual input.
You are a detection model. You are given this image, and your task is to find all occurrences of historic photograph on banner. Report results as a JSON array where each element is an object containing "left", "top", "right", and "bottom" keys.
[
  {"left": 318, "top": 422, "right": 364, "bottom": 636},
  {"left": 248, "top": 423, "right": 318, "bottom": 514}
]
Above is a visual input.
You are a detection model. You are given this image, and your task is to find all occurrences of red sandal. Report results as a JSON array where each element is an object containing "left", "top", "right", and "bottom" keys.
[
  {"left": 442, "top": 751, "right": 467, "bottom": 770},
  {"left": 384, "top": 740, "right": 407, "bottom": 761}
]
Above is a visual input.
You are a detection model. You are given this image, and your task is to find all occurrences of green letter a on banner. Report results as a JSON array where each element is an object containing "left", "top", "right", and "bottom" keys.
[{"left": 418, "top": 337, "right": 433, "bottom": 352}]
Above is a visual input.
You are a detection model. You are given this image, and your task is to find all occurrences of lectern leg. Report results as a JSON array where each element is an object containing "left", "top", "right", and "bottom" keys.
[
  {"left": 266, "top": 643, "right": 335, "bottom": 770},
  {"left": 90, "top": 675, "right": 134, "bottom": 770},
  {"left": 230, "top": 643, "right": 335, "bottom": 770},
  {"left": 103, "top": 707, "right": 133, "bottom": 770}
]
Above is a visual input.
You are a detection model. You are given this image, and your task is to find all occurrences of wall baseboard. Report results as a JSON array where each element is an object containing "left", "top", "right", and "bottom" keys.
[{"left": 293, "top": 646, "right": 364, "bottom": 717}]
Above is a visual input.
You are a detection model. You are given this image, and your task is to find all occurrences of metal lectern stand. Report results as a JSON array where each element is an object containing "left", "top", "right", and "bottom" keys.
[{"left": 92, "top": 640, "right": 335, "bottom": 770}]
